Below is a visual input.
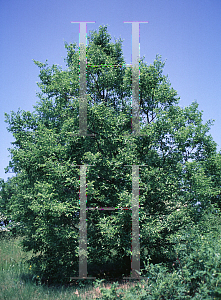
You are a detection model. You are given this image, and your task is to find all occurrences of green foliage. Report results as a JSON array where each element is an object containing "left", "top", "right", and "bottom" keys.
[
  {"left": 3, "top": 24, "right": 221, "bottom": 288},
  {"left": 137, "top": 209, "right": 221, "bottom": 299},
  {"left": 1, "top": 228, "right": 221, "bottom": 299}
]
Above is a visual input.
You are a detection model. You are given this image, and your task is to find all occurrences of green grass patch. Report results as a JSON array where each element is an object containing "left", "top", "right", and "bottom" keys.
[{"left": 1, "top": 211, "right": 221, "bottom": 299}]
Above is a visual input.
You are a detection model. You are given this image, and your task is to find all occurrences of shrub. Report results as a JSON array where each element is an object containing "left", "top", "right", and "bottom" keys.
[{"left": 135, "top": 208, "right": 221, "bottom": 299}]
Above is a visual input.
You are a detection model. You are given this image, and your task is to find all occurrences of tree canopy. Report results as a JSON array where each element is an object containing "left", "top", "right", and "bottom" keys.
[{"left": 2, "top": 25, "right": 221, "bottom": 283}]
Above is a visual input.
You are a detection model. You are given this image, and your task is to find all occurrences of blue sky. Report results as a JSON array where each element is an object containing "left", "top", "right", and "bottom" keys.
[{"left": 0, "top": 0, "right": 221, "bottom": 182}]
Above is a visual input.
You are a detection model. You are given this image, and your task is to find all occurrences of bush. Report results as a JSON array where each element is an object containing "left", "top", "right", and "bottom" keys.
[
  {"left": 92, "top": 209, "right": 221, "bottom": 299},
  {"left": 136, "top": 209, "right": 221, "bottom": 299}
]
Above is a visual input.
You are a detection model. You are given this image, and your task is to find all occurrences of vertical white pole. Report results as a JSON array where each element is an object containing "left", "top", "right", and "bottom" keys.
[{"left": 71, "top": 21, "right": 95, "bottom": 136}]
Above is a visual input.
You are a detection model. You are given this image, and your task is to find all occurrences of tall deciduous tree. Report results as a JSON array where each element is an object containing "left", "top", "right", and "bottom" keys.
[{"left": 4, "top": 25, "right": 221, "bottom": 283}]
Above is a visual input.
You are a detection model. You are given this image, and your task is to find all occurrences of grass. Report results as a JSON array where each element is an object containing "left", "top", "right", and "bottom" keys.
[
  {"left": 2, "top": 214, "right": 220, "bottom": 299},
  {"left": 0, "top": 232, "right": 147, "bottom": 299}
]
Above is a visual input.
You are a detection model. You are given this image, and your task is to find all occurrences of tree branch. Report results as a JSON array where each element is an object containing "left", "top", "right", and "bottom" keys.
[{"left": 90, "top": 73, "right": 102, "bottom": 100}]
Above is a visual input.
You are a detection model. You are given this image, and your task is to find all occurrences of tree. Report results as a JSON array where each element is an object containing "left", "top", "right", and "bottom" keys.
[
  {"left": 4, "top": 25, "right": 221, "bottom": 283},
  {"left": 0, "top": 177, "right": 15, "bottom": 227}
]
